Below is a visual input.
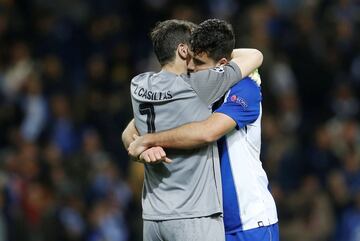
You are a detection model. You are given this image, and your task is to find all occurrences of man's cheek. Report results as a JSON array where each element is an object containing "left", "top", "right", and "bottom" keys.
[{"left": 195, "top": 66, "right": 207, "bottom": 72}]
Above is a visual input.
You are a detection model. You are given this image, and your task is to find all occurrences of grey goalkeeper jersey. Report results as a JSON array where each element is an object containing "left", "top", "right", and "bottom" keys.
[{"left": 131, "top": 61, "right": 242, "bottom": 220}]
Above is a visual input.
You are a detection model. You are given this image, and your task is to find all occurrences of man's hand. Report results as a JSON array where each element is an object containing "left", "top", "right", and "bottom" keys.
[
  {"left": 249, "top": 69, "right": 261, "bottom": 86},
  {"left": 139, "top": 147, "right": 172, "bottom": 164},
  {"left": 128, "top": 135, "right": 172, "bottom": 164},
  {"left": 128, "top": 134, "right": 148, "bottom": 158}
]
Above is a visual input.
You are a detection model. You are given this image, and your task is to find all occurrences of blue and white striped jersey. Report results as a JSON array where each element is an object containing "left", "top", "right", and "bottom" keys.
[{"left": 215, "top": 77, "right": 278, "bottom": 233}]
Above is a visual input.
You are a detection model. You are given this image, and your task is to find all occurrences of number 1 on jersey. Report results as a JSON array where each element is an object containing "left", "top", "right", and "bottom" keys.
[{"left": 139, "top": 103, "right": 156, "bottom": 133}]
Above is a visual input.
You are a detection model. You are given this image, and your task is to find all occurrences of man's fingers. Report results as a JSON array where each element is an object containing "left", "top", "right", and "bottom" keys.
[
  {"left": 141, "top": 153, "right": 151, "bottom": 163},
  {"left": 140, "top": 149, "right": 157, "bottom": 164},
  {"left": 159, "top": 148, "right": 166, "bottom": 158},
  {"left": 139, "top": 147, "right": 172, "bottom": 164},
  {"left": 163, "top": 157, "right": 173, "bottom": 164},
  {"left": 127, "top": 141, "right": 136, "bottom": 157},
  {"left": 154, "top": 149, "right": 162, "bottom": 160},
  {"left": 127, "top": 147, "right": 134, "bottom": 157},
  {"left": 148, "top": 151, "right": 157, "bottom": 163},
  {"left": 132, "top": 134, "right": 139, "bottom": 140}
]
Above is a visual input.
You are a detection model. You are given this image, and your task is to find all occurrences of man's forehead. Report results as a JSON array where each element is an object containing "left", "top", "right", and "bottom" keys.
[
  {"left": 192, "top": 52, "right": 212, "bottom": 63},
  {"left": 192, "top": 52, "right": 218, "bottom": 66},
  {"left": 193, "top": 51, "right": 208, "bottom": 59}
]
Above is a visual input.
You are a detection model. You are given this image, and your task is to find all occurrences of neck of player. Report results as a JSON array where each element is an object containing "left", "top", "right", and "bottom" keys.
[{"left": 162, "top": 58, "right": 187, "bottom": 75}]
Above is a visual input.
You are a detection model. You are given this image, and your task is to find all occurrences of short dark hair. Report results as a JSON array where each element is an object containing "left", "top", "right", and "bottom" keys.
[
  {"left": 150, "top": 20, "right": 196, "bottom": 66},
  {"left": 191, "top": 19, "right": 235, "bottom": 61}
]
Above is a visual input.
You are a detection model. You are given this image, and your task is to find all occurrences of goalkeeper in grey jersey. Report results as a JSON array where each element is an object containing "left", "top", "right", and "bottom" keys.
[{"left": 122, "top": 19, "right": 263, "bottom": 241}]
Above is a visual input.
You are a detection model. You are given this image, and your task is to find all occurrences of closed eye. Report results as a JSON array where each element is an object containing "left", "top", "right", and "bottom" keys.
[{"left": 193, "top": 58, "right": 206, "bottom": 66}]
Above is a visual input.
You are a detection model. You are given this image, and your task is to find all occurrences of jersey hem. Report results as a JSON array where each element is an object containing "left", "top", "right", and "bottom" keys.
[{"left": 142, "top": 209, "right": 222, "bottom": 221}]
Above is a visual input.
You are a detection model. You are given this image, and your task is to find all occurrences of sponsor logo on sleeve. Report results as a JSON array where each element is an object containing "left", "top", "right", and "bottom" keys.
[{"left": 230, "top": 95, "right": 248, "bottom": 109}]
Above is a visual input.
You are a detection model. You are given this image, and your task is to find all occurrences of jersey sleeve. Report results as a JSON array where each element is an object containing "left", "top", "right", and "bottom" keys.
[
  {"left": 187, "top": 61, "right": 242, "bottom": 106},
  {"left": 214, "top": 77, "right": 261, "bottom": 129}
]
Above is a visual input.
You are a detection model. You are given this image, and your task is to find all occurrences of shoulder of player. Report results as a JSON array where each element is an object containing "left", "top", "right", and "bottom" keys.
[
  {"left": 228, "top": 77, "right": 261, "bottom": 100},
  {"left": 231, "top": 77, "right": 260, "bottom": 91},
  {"left": 131, "top": 71, "right": 156, "bottom": 83},
  {"left": 179, "top": 72, "right": 201, "bottom": 90}
]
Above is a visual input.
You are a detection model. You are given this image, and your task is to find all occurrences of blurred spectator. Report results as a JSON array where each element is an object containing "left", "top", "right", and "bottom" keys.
[
  {"left": 281, "top": 175, "right": 335, "bottom": 241},
  {"left": 48, "top": 94, "right": 79, "bottom": 155},
  {"left": 338, "top": 192, "right": 360, "bottom": 241},
  {"left": 2, "top": 41, "right": 34, "bottom": 101},
  {"left": 269, "top": 55, "right": 297, "bottom": 97},
  {"left": 58, "top": 196, "right": 86, "bottom": 241},
  {"left": 40, "top": 54, "right": 68, "bottom": 96},
  {"left": 306, "top": 125, "right": 340, "bottom": 185},
  {"left": 0, "top": 172, "right": 7, "bottom": 241},
  {"left": 327, "top": 170, "right": 351, "bottom": 219},
  {"left": 20, "top": 74, "right": 48, "bottom": 141},
  {"left": 88, "top": 199, "right": 128, "bottom": 241},
  {"left": 331, "top": 83, "right": 359, "bottom": 118}
]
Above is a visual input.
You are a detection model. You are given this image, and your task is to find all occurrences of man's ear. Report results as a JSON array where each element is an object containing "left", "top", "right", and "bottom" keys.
[
  {"left": 178, "top": 44, "right": 188, "bottom": 60},
  {"left": 217, "top": 57, "right": 229, "bottom": 66}
]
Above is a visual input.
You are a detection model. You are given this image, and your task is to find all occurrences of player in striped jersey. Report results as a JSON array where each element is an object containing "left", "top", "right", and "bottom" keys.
[{"left": 128, "top": 19, "right": 279, "bottom": 241}]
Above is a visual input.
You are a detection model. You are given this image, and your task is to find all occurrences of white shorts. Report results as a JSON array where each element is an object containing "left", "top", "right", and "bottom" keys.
[{"left": 143, "top": 214, "right": 225, "bottom": 241}]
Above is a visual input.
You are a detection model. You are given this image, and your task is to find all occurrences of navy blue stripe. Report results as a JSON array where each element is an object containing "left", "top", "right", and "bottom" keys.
[
  {"left": 225, "top": 223, "right": 280, "bottom": 241},
  {"left": 218, "top": 136, "right": 242, "bottom": 232}
]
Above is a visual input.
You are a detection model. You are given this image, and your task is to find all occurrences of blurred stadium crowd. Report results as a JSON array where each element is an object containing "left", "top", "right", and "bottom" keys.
[{"left": 0, "top": 0, "right": 359, "bottom": 241}]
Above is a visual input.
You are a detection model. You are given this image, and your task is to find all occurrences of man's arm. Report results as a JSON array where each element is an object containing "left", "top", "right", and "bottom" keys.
[
  {"left": 128, "top": 76, "right": 262, "bottom": 158},
  {"left": 128, "top": 113, "right": 236, "bottom": 157},
  {"left": 230, "top": 48, "right": 263, "bottom": 78},
  {"left": 121, "top": 119, "right": 139, "bottom": 149},
  {"left": 122, "top": 119, "right": 172, "bottom": 164}
]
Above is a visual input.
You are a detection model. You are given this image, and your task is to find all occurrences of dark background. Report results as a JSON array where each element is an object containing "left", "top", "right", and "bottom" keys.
[{"left": 0, "top": 0, "right": 359, "bottom": 240}]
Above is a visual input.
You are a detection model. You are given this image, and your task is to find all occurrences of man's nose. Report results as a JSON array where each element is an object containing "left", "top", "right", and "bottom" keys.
[{"left": 188, "top": 60, "right": 195, "bottom": 72}]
